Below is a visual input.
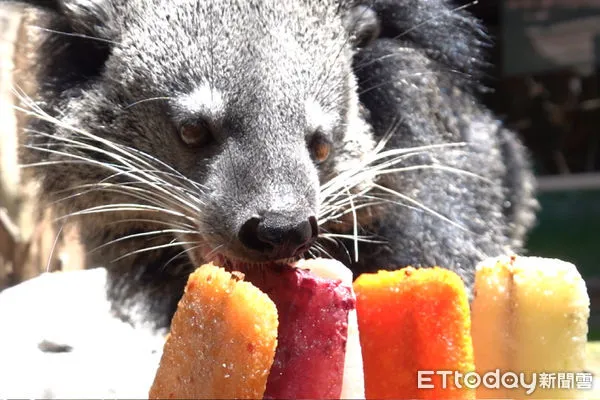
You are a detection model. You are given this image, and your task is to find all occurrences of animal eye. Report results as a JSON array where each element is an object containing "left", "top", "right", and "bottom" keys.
[
  {"left": 179, "top": 121, "right": 212, "bottom": 147},
  {"left": 309, "top": 134, "right": 332, "bottom": 164}
]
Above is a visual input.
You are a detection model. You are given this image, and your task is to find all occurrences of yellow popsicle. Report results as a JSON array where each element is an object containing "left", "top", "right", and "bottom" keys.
[{"left": 471, "top": 255, "right": 590, "bottom": 399}]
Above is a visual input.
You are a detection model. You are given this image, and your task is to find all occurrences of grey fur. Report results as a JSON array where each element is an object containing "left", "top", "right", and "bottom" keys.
[{"left": 9, "top": 0, "right": 537, "bottom": 329}]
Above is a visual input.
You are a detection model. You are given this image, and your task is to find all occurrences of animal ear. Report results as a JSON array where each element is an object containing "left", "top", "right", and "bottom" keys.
[
  {"left": 59, "top": 0, "right": 114, "bottom": 38},
  {"left": 11, "top": 0, "right": 116, "bottom": 92},
  {"left": 365, "top": 0, "right": 487, "bottom": 83},
  {"left": 343, "top": 4, "right": 381, "bottom": 49}
]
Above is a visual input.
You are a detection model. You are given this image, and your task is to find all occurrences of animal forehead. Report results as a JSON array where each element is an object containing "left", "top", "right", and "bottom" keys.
[
  {"left": 120, "top": 0, "right": 346, "bottom": 48},
  {"left": 176, "top": 84, "right": 336, "bottom": 127},
  {"left": 115, "top": 0, "right": 350, "bottom": 88}
]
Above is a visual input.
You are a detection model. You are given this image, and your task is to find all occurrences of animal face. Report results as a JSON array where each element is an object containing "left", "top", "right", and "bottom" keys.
[{"left": 19, "top": 0, "right": 379, "bottom": 265}]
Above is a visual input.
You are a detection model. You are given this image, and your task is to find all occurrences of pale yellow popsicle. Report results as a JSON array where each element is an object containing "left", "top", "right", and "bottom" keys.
[{"left": 471, "top": 255, "right": 590, "bottom": 399}]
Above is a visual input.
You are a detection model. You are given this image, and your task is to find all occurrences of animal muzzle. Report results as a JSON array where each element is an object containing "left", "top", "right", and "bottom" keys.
[{"left": 238, "top": 212, "right": 319, "bottom": 260}]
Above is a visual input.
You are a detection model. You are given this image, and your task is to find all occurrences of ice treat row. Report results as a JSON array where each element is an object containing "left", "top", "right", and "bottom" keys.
[
  {"left": 149, "top": 255, "right": 591, "bottom": 399},
  {"left": 357, "top": 255, "right": 591, "bottom": 399}
]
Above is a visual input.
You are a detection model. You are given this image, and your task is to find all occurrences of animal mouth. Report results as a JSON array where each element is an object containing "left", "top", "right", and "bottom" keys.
[{"left": 195, "top": 247, "right": 306, "bottom": 275}]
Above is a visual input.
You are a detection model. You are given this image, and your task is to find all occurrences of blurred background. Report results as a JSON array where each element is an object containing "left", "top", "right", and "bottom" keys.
[
  {"left": 0, "top": 0, "right": 599, "bottom": 327},
  {"left": 469, "top": 0, "right": 600, "bottom": 336}
]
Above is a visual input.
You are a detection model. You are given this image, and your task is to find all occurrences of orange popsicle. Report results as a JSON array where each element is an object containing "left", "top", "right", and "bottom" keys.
[
  {"left": 149, "top": 264, "right": 278, "bottom": 399},
  {"left": 354, "top": 267, "right": 475, "bottom": 399}
]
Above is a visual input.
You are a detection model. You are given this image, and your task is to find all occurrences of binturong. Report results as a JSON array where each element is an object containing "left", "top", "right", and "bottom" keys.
[{"left": 9, "top": 0, "right": 537, "bottom": 329}]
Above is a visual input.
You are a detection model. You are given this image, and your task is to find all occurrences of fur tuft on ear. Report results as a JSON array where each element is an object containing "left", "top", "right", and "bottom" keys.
[
  {"left": 8, "top": 0, "right": 116, "bottom": 97},
  {"left": 59, "top": 0, "right": 113, "bottom": 39},
  {"left": 4, "top": 0, "right": 59, "bottom": 12},
  {"left": 7, "top": 0, "right": 114, "bottom": 40}
]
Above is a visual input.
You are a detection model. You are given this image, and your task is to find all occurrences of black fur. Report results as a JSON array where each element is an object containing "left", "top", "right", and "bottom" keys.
[
  {"left": 366, "top": 0, "right": 489, "bottom": 83},
  {"left": 8, "top": 0, "right": 537, "bottom": 331}
]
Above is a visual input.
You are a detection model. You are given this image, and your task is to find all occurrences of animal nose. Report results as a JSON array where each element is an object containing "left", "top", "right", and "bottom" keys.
[{"left": 238, "top": 214, "right": 318, "bottom": 259}]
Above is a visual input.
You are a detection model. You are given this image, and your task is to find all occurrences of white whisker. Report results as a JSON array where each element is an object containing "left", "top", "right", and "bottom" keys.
[
  {"left": 56, "top": 203, "right": 193, "bottom": 222},
  {"left": 29, "top": 25, "right": 120, "bottom": 45},
  {"left": 89, "top": 229, "right": 197, "bottom": 254},
  {"left": 23, "top": 141, "right": 205, "bottom": 218},
  {"left": 204, "top": 244, "right": 225, "bottom": 261},
  {"left": 104, "top": 218, "right": 196, "bottom": 231},
  {"left": 310, "top": 241, "right": 337, "bottom": 261},
  {"left": 373, "top": 183, "right": 470, "bottom": 232},
  {"left": 46, "top": 223, "right": 64, "bottom": 273},
  {"left": 321, "top": 233, "right": 386, "bottom": 244},
  {"left": 111, "top": 241, "right": 200, "bottom": 263},
  {"left": 162, "top": 243, "right": 206, "bottom": 272},
  {"left": 124, "top": 97, "right": 173, "bottom": 109}
]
